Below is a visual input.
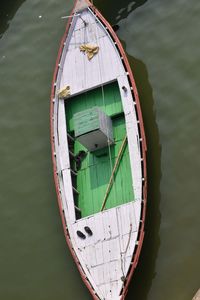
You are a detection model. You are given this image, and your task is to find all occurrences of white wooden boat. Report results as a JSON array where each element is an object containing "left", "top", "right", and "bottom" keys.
[{"left": 50, "top": 0, "right": 147, "bottom": 299}]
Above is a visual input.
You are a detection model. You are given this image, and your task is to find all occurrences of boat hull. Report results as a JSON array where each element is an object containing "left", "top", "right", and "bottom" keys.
[{"left": 50, "top": 1, "right": 147, "bottom": 299}]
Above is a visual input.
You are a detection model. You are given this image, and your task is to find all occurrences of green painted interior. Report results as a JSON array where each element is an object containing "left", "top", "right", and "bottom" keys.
[
  {"left": 65, "top": 81, "right": 134, "bottom": 218},
  {"left": 66, "top": 81, "right": 123, "bottom": 132}
]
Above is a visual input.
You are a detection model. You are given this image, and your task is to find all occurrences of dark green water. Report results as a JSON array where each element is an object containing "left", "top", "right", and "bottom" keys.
[{"left": 0, "top": 0, "right": 199, "bottom": 299}]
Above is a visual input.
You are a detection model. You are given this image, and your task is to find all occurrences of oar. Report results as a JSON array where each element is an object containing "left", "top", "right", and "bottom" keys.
[
  {"left": 100, "top": 135, "right": 127, "bottom": 212},
  {"left": 61, "top": 14, "right": 80, "bottom": 19}
]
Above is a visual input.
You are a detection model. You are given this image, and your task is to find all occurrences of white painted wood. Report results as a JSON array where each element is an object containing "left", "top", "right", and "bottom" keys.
[
  {"left": 62, "top": 169, "right": 76, "bottom": 222},
  {"left": 58, "top": 100, "right": 71, "bottom": 170},
  {"left": 52, "top": 6, "right": 145, "bottom": 300},
  {"left": 116, "top": 202, "right": 137, "bottom": 235},
  {"left": 60, "top": 12, "right": 124, "bottom": 96},
  {"left": 102, "top": 209, "right": 119, "bottom": 240},
  {"left": 67, "top": 203, "right": 139, "bottom": 298},
  {"left": 133, "top": 199, "right": 142, "bottom": 227}
]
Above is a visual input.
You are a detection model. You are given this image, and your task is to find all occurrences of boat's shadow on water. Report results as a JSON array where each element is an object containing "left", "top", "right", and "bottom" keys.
[
  {"left": 125, "top": 53, "right": 162, "bottom": 300},
  {"left": 0, "top": 0, "right": 25, "bottom": 38},
  {"left": 95, "top": 0, "right": 148, "bottom": 24}
]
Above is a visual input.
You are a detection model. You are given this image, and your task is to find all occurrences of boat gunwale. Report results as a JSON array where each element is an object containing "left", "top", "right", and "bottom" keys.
[{"left": 50, "top": 1, "right": 147, "bottom": 299}]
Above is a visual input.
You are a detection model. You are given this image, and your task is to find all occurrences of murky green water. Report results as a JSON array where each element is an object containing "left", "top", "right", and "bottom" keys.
[{"left": 0, "top": 1, "right": 200, "bottom": 299}]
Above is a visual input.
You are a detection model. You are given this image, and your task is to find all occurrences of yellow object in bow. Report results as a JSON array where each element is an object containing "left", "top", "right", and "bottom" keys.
[
  {"left": 58, "top": 86, "right": 71, "bottom": 99},
  {"left": 79, "top": 44, "right": 99, "bottom": 60}
]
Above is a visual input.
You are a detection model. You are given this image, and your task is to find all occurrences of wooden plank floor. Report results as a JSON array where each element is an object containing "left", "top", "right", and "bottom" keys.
[
  {"left": 65, "top": 82, "right": 135, "bottom": 217},
  {"left": 76, "top": 118, "right": 134, "bottom": 217},
  {"left": 72, "top": 201, "right": 139, "bottom": 299},
  {"left": 60, "top": 10, "right": 124, "bottom": 96}
]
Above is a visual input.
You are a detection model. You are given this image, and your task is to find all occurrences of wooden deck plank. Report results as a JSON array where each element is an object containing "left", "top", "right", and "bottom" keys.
[
  {"left": 133, "top": 199, "right": 142, "bottom": 227},
  {"left": 95, "top": 242, "right": 104, "bottom": 266},
  {"left": 58, "top": 100, "right": 71, "bottom": 170},
  {"left": 62, "top": 169, "right": 76, "bottom": 222},
  {"left": 70, "top": 204, "right": 139, "bottom": 298},
  {"left": 61, "top": 11, "right": 124, "bottom": 96},
  {"left": 92, "top": 210, "right": 105, "bottom": 243},
  {"left": 126, "top": 118, "right": 142, "bottom": 200},
  {"left": 90, "top": 265, "right": 105, "bottom": 286},
  {"left": 117, "top": 203, "right": 137, "bottom": 235},
  {"left": 84, "top": 244, "right": 97, "bottom": 268},
  {"left": 102, "top": 209, "right": 118, "bottom": 240}
]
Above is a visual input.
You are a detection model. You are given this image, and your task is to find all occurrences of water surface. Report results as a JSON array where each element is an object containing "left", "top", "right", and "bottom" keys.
[{"left": 0, "top": 0, "right": 199, "bottom": 299}]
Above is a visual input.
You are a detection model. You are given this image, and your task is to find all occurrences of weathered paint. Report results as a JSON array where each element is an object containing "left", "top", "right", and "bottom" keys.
[
  {"left": 66, "top": 82, "right": 134, "bottom": 217},
  {"left": 66, "top": 81, "right": 123, "bottom": 131},
  {"left": 50, "top": 0, "right": 147, "bottom": 299}
]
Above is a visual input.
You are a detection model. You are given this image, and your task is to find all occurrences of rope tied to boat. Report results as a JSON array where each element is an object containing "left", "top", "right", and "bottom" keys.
[{"left": 58, "top": 85, "right": 71, "bottom": 99}]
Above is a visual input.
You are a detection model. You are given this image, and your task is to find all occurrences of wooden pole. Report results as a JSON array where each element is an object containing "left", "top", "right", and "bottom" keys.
[{"left": 100, "top": 135, "right": 127, "bottom": 211}]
